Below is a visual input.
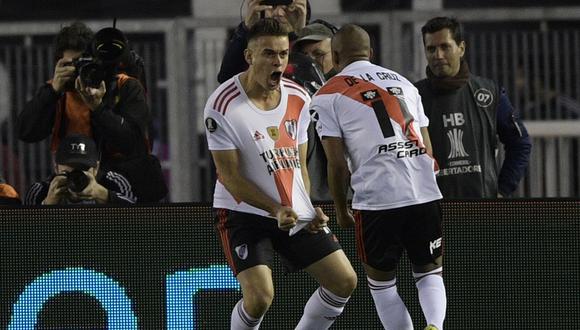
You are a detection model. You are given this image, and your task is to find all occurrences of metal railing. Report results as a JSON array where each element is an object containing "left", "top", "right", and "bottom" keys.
[{"left": 1, "top": 8, "right": 579, "bottom": 201}]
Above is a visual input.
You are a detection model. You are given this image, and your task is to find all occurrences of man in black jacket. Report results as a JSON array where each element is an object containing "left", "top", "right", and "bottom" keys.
[
  {"left": 24, "top": 134, "right": 135, "bottom": 205},
  {"left": 415, "top": 17, "right": 531, "bottom": 198},
  {"left": 18, "top": 22, "right": 150, "bottom": 165},
  {"left": 217, "top": 0, "right": 310, "bottom": 83},
  {"left": 17, "top": 22, "right": 166, "bottom": 202}
]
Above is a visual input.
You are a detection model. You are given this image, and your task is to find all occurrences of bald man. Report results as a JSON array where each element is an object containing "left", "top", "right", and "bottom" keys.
[{"left": 310, "top": 24, "right": 447, "bottom": 330}]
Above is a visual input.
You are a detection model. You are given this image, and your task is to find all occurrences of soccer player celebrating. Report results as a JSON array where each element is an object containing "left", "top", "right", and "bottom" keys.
[
  {"left": 204, "top": 18, "right": 356, "bottom": 330},
  {"left": 312, "top": 24, "right": 447, "bottom": 330}
]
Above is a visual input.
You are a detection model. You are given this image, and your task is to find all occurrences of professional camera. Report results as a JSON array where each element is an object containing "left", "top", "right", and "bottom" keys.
[
  {"left": 62, "top": 169, "right": 90, "bottom": 193},
  {"left": 67, "top": 26, "right": 129, "bottom": 89},
  {"left": 72, "top": 56, "right": 105, "bottom": 88}
]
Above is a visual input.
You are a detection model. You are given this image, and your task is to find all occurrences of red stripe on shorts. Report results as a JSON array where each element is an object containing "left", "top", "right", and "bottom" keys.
[
  {"left": 217, "top": 209, "right": 238, "bottom": 275},
  {"left": 354, "top": 210, "right": 367, "bottom": 263}
]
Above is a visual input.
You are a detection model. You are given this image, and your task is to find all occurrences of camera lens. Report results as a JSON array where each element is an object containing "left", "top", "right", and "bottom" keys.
[
  {"left": 66, "top": 169, "right": 90, "bottom": 193},
  {"left": 78, "top": 62, "right": 105, "bottom": 88}
]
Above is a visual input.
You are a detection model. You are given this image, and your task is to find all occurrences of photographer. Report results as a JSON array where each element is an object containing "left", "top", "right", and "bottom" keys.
[
  {"left": 217, "top": 0, "right": 310, "bottom": 83},
  {"left": 17, "top": 22, "right": 166, "bottom": 202},
  {"left": 24, "top": 134, "right": 135, "bottom": 205}
]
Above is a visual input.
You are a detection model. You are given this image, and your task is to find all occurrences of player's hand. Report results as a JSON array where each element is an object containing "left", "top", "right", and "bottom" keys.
[
  {"left": 43, "top": 174, "right": 69, "bottom": 205},
  {"left": 306, "top": 207, "right": 328, "bottom": 233},
  {"left": 244, "top": 0, "right": 273, "bottom": 29},
  {"left": 51, "top": 57, "right": 77, "bottom": 93},
  {"left": 336, "top": 208, "right": 355, "bottom": 229},
  {"left": 275, "top": 205, "right": 298, "bottom": 231},
  {"left": 286, "top": 0, "right": 307, "bottom": 31},
  {"left": 75, "top": 77, "right": 106, "bottom": 111}
]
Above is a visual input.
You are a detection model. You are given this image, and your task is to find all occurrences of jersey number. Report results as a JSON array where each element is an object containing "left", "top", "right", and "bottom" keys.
[
  {"left": 370, "top": 96, "right": 413, "bottom": 139},
  {"left": 371, "top": 100, "right": 395, "bottom": 138}
]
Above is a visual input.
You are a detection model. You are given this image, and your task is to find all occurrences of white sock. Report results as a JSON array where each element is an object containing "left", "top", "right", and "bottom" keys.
[
  {"left": 295, "top": 286, "right": 350, "bottom": 330},
  {"left": 413, "top": 268, "right": 446, "bottom": 330},
  {"left": 367, "top": 277, "right": 413, "bottom": 330},
  {"left": 231, "top": 299, "right": 264, "bottom": 330}
]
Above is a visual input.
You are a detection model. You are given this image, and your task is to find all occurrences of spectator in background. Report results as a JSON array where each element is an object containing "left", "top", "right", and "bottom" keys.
[
  {"left": 16, "top": 22, "right": 166, "bottom": 202},
  {"left": 293, "top": 20, "right": 338, "bottom": 80},
  {"left": 24, "top": 134, "right": 135, "bottom": 205},
  {"left": 291, "top": 20, "right": 339, "bottom": 201},
  {"left": 205, "top": 19, "right": 356, "bottom": 329},
  {"left": 312, "top": 24, "right": 446, "bottom": 330},
  {"left": 0, "top": 173, "right": 21, "bottom": 205},
  {"left": 415, "top": 17, "right": 531, "bottom": 198},
  {"left": 217, "top": 0, "right": 310, "bottom": 83}
]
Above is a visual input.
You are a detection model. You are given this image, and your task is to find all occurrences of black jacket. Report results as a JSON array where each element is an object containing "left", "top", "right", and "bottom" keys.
[
  {"left": 416, "top": 75, "right": 531, "bottom": 197},
  {"left": 17, "top": 77, "right": 151, "bottom": 165},
  {"left": 217, "top": 22, "right": 300, "bottom": 83},
  {"left": 23, "top": 170, "right": 136, "bottom": 205}
]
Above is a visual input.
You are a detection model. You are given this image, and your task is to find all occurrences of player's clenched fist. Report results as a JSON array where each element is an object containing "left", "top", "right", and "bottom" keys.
[{"left": 275, "top": 206, "right": 298, "bottom": 231}]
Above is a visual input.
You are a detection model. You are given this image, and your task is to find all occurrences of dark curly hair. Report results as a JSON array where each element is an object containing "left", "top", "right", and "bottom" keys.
[{"left": 54, "top": 22, "right": 94, "bottom": 60}]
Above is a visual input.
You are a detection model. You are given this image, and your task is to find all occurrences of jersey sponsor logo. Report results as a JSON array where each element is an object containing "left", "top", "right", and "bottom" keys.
[
  {"left": 378, "top": 139, "right": 427, "bottom": 158},
  {"left": 473, "top": 88, "right": 494, "bottom": 107},
  {"left": 429, "top": 237, "right": 442, "bottom": 255},
  {"left": 205, "top": 117, "right": 218, "bottom": 133},
  {"left": 446, "top": 128, "right": 470, "bottom": 158},
  {"left": 259, "top": 147, "right": 301, "bottom": 175},
  {"left": 234, "top": 244, "right": 248, "bottom": 260},
  {"left": 267, "top": 126, "right": 280, "bottom": 141},
  {"left": 361, "top": 89, "right": 379, "bottom": 101},
  {"left": 284, "top": 119, "right": 297, "bottom": 140},
  {"left": 253, "top": 130, "right": 265, "bottom": 141}
]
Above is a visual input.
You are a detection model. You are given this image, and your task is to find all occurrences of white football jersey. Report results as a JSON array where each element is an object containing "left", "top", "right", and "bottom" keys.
[
  {"left": 204, "top": 75, "right": 316, "bottom": 222},
  {"left": 311, "top": 60, "right": 442, "bottom": 210}
]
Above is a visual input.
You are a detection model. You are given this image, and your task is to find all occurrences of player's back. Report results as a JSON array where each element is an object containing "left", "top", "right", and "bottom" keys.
[{"left": 312, "top": 60, "right": 442, "bottom": 210}]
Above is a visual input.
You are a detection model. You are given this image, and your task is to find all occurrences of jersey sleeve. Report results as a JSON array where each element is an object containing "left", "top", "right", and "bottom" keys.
[
  {"left": 204, "top": 106, "right": 238, "bottom": 151},
  {"left": 311, "top": 94, "right": 342, "bottom": 138},
  {"left": 415, "top": 90, "right": 430, "bottom": 127},
  {"left": 298, "top": 102, "right": 311, "bottom": 145}
]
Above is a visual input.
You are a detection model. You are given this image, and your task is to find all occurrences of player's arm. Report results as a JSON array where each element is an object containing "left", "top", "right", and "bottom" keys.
[
  {"left": 420, "top": 126, "right": 434, "bottom": 156},
  {"left": 320, "top": 136, "right": 354, "bottom": 228},
  {"left": 211, "top": 149, "right": 296, "bottom": 228},
  {"left": 298, "top": 142, "right": 310, "bottom": 195}
]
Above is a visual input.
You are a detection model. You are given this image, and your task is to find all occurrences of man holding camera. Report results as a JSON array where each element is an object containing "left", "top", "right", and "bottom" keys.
[
  {"left": 24, "top": 134, "right": 135, "bottom": 205},
  {"left": 17, "top": 22, "right": 166, "bottom": 202},
  {"left": 218, "top": 0, "right": 310, "bottom": 83}
]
